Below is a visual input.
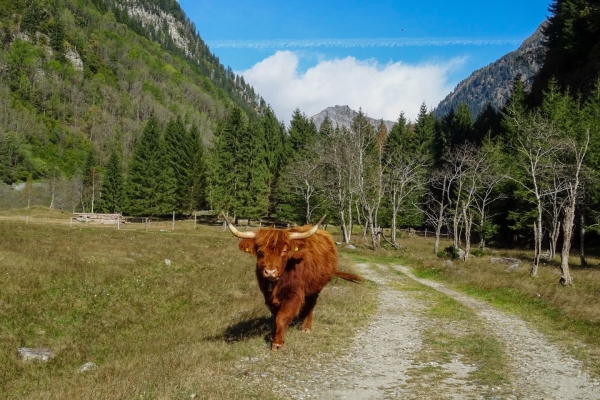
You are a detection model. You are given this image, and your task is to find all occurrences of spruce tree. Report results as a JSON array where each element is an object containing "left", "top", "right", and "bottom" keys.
[
  {"left": 278, "top": 108, "right": 319, "bottom": 222},
  {"left": 259, "top": 106, "right": 285, "bottom": 216},
  {"left": 99, "top": 150, "right": 124, "bottom": 213},
  {"left": 186, "top": 124, "right": 206, "bottom": 214},
  {"left": 125, "top": 116, "right": 177, "bottom": 216},
  {"left": 211, "top": 106, "right": 245, "bottom": 215},
  {"left": 164, "top": 117, "right": 191, "bottom": 214}
]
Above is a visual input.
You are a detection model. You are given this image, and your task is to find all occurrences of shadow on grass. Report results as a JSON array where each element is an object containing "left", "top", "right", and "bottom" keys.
[{"left": 222, "top": 316, "right": 272, "bottom": 344}]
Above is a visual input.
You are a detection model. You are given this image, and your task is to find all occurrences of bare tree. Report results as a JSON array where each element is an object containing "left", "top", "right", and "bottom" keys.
[
  {"left": 558, "top": 130, "right": 589, "bottom": 285},
  {"left": 350, "top": 111, "right": 383, "bottom": 249},
  {"left": 443, "top": 144, "right": 487, "bottom": 261},
  {"left": 386, "top": 155, "right": 427, "bottom": 244},
  {"left": 319, "top": 125, "right": 355, "bottom": 243},
  {"left": 284, "top": 147, "right": 326, "bottom": 224},
  {"left": 505, "top": 110, "right": 565, "bottom": 276},
  {"left": 421, "top": 167, "right": 454, "bottom": 254}
]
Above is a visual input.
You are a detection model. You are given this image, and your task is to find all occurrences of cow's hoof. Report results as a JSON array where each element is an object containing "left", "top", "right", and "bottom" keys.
[
  {"left": 271, "top": 343, "right": 283, "bottom": 351},
  {"left": 301, "top": 327, "right": 311, "bottom": 333}
]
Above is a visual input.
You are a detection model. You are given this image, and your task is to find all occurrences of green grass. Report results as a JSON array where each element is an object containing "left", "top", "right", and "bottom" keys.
[{"left": 0, "top": 216, "right": 376, "bottom": 399}]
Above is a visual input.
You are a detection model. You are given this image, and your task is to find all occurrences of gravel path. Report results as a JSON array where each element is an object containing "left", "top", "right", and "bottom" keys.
[{"left": 275, "top": 263, "right": 599, "bottom": 399}]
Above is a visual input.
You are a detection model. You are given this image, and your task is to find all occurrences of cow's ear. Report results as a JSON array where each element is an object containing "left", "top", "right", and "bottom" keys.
[
  {"left": 238, "top": 238, "right": 256, "bottom": 254},
  {"left": 290, "top": 240, "right": 305, "bottom": 253}
]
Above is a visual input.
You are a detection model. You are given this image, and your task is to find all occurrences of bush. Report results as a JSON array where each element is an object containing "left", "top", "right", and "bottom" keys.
[
  {"left": 471, "top": 248, "right": 487, "bottom": 257},
  {"left": 437, "top": 246, "right": 460, "bottom": 259}
]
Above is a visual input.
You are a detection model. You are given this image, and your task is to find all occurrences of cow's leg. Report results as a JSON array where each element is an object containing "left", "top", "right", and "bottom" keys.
[
  {"left": 298, "top": 294, "right": 319, "bottom": 333},
  {"left": 272, "top": 294, "right": 303, "bottom": 350}
]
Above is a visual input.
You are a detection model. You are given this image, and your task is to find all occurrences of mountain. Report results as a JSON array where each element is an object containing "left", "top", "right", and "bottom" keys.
[
  {"left": 0, "top": 0, "right": 264, "bottom": 184},
  {"left": 311, "top": 105, "right": 396, "bottom": 132},
  {"left": 434, "top": 22, "right": 547, "bottom": 119}
]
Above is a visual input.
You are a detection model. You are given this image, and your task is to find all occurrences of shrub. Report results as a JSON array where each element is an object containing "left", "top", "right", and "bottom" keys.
[{"left": 437, "top": 246, "right": 460, "bottom": 259}]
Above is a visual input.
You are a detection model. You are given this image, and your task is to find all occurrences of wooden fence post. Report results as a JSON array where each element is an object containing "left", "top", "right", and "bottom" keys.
[{"left": 172, "top": 211, "right": 175, "bottom": 231}]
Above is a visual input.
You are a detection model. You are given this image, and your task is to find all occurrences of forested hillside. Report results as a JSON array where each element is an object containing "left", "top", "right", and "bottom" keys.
[{"left": 0, "top": 0, "right": 263, "bottom": 185}]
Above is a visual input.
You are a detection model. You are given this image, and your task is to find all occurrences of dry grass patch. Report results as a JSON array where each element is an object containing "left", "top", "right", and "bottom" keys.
[{"left": 0, "top": 219, "right": 375, "bottom": 399}]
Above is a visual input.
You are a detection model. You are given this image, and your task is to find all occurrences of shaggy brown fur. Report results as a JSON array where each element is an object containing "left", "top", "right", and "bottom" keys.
[{"left": 237, "top": 225, "right": 362, "bottom": 350}]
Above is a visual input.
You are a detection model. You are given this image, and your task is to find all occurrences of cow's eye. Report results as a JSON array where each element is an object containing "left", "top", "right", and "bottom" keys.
[{"left": 257, "top": 250, "right": 264, "bottom": 257}]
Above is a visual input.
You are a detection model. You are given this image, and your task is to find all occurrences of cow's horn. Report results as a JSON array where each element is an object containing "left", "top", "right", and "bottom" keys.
[
  {"left": 289, "top": 215, "right": 326, "bottom": 240},
  {"left": 222, "top": 212, "right": 256, "bottom": 239}
]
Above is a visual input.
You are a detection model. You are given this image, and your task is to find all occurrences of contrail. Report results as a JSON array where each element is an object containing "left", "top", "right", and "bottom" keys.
[{"left": 208, "top": 37, "right": 522, "bottom": 49}]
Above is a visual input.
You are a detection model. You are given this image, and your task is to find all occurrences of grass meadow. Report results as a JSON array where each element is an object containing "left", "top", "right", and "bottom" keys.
[
  {"left": 0, "top": 209, "right": 374, "bottom": 399},
  {"left": 2, "top": 208, "right": 600, "bottom": 397}
]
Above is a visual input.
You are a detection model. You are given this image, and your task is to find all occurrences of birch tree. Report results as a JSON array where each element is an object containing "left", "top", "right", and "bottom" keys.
[
  {"left": 504, "top": 108, "right": 564, "bottom": 276},
  {"left": 558, "top": 130, "right": 589, "bottom": 285},
  {"left": 320, "top": 125, "right": 355, "bottom": 243}
]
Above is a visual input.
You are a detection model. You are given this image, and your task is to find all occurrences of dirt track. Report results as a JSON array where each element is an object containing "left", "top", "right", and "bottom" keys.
[{"left": 276, "top": 263, "right": 600, "bottom": 399}]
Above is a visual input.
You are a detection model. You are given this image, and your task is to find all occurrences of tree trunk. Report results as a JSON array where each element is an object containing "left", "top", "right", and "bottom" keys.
[
  {"left": 548, "top": 221, "right": 560, "bottom": 260},
  {"left": 462, "top": 206, "right": 473, "bottom": 261},
  {"left": 580, "top": 212, "right": 587, "bottom": 267},
  {"left": 559, "top": 205, "right": 575, "bottom": 285},
  {"left": 531, "top": 221, "right": 540, "bottom": 276}
]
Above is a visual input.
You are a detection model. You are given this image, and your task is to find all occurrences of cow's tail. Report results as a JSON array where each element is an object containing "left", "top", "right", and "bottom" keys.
[{"left": 334, "top": 270, "right": 363, "bottom": 283}]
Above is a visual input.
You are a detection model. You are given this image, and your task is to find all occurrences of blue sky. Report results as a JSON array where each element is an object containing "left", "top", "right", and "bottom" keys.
[{"left": 178, "top": 0, "right": 551, "bottom": 125}]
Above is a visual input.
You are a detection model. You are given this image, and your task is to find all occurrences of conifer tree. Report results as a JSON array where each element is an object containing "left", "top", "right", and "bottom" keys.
[
  {"left": 414, "top": 103, "right": 437, "bottom": 162},
  {"left": 186, "top": 124, "right": 206, "bottom": 214},
  {"left": 99, "top": 150, "right": 124, "bottom": 213},
  {"left": 164, "top": 117, "right": 192, "bottom": 214},
  {"left": 278, "top": 108, "right": 319, "bottom": 222},
  {"left": 211, "top": 106, "right": 270, "bottom": 219},
  {"left": 125, "top": 116, "right": 176, "bottom": 216},
  {"left": 259, "top": 106, "right": 285, "bottom": 215}
]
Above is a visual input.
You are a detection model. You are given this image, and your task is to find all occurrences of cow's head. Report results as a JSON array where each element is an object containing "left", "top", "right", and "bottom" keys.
[{"left": 222, "top": 214, "right": 325, "bottom": 282}]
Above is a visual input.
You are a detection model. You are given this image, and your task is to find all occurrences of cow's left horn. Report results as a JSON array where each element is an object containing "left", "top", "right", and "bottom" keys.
[
  {"left": 222, "top": 212, "right": 256, "bottom": 239},
  {"left": 289, "top": 215, "right": 326, "bottom": 240}
]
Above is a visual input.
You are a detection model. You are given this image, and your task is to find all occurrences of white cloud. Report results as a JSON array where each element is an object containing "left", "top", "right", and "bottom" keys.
[{"left": 240, "top": 51, "right": 463, "bottom": 126}]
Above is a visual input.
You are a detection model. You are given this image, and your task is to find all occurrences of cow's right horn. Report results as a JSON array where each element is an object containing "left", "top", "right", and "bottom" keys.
[{"left": 222, "top": 212, "right": 256, "bottom": 239}]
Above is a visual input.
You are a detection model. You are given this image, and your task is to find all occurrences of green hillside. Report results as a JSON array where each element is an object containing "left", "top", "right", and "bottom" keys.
[{"left": 0, "top": 0, "right": 262, "bottom": 183}]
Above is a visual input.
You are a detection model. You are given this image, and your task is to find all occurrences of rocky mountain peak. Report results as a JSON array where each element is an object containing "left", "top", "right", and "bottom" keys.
[{"left": 311, "top": 105, "right": 395, "bottom": 132}]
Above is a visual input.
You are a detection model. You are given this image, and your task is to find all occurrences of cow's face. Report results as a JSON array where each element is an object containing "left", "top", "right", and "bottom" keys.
[{"left": 239, "top": 230, "right": 295, "bottom": 282}]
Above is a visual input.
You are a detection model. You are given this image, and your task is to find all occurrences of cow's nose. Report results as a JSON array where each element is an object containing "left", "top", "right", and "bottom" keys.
[{"left": 264, "top": 269, "right": 277, "bottom": 278}]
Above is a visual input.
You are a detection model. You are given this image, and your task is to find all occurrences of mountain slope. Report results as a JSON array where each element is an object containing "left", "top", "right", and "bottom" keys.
[
  {"left": 0, "top": 0, "right": 262, "bottom": 184},
  {"left": 311, "top": 105, "right": 395, "bottom": 132},
  {"left": 434, "top": 22, "right": 547, "bottom": 119}
]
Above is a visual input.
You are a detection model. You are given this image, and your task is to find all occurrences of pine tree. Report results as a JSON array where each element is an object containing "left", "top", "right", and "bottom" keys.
[
  {"left": 164, "top": 117, "right": 191, "bottom": 214},
  {"left": 125, "top": 116, "right": 177, "bottom": 216},
  {"left": 450, "top": 103, "right": 476, "bottom": 146},
  {"left": 414, "top": 103, "right": 438, "bottom": 163},
  {"left": 99, "top": 150, "right": 124, "bottom": 213},
  {"left": 278, "top": 108, "right": 319, "bottom": 222},
  {"left": 186, "top": 124, "right": 206, "bottom": 214},
  {"left": 259, "top": 106, "right": 285, "bottom": 215},
  {"left": 210, "top": 106, "right": 246, "bottom": 215}
]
